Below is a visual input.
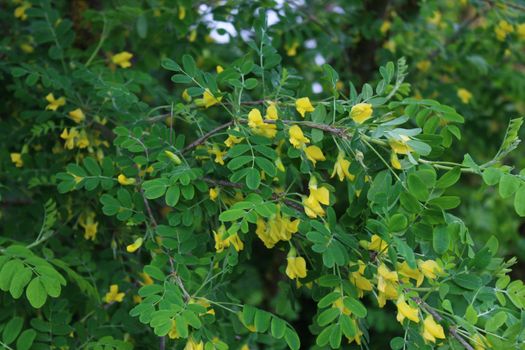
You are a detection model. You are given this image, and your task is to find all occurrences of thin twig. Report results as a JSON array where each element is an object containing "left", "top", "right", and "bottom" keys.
[
  {"left": 411, "top": 296, "right": 474, "bottom": 350},
  {"left": 180, "top": 121, "right": 234, "bottom": 154}
]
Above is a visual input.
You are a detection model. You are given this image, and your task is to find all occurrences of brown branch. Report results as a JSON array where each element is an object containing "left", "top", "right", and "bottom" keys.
[
  {"left": 411, "top": 295, "right": 474, "bottom": 350},
  {"left": 181, "top": 121, "right": 234, "bottom": 154}
]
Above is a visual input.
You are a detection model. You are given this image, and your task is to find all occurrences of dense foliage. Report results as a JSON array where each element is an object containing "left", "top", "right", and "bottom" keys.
[{"left": 1, "top": 1, "right": 525, "bottom": 349}]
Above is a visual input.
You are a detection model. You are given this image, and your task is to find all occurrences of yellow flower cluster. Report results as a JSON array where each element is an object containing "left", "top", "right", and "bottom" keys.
[
  {"left": 111, "top": 51, "right": 133, "bottom": 68},
  {"left": 213, "top": 225, "right": 244, "bottom": 252},
  {"left": 247, "top": 104, "right": 278, "bottom": 138},
  {"left": 104, "top": 284, "right": 125, "bottom": 303},
  {"left": 457, "top": 88, "right": 472, "bottom": 104},
  {"left": 45, "top": 93, "right": 66, "bottom": 111},
  {"left": 60, "top": 128, "right": 90, "bottom": 149},
  {"left": 495, "top": 20, "right": 513, "bottom": 41},
  {"left": 255, "top": 207, "right": 300, "bottom": 248},
  {"left": 285, "top": 256, "right": 307, "bottom": 279},
  {"left": 10, "top": 153, "right": 23, "bottom": 168},
  {"left": 303, "top": 177, "right": 330, "bottom": 218},
  {"left": 79, "top": 211, "right": 98, "bottom": 241}
]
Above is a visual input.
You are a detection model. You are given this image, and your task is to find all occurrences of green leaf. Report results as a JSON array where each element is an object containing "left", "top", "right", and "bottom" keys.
[
  {"left": 144, "top": 265, "right": 165, "bottom": 281},
  {"left": 407, "top": 173, "right": 429, "bottom": 201},
  {"left": 245, "top": 168, "right": 261, "bottom": 190},
  {"left": 16, "top": 329, "right": 37, "bottom": 350},
  {"left": 0, "top": 259, "right": 23, "bottom": 291},
  {"left": 436, "top": 167, "right": 461, "bottom": 189},
  {"left": 244, "top": 78, "right": 258, "bottom": 89},
  {"left": 329, "top": 324, "right": 342, "bottom": 349},
  {"left": 453, "top": 274, "right": 482, "bottom": 290},
  {"left": 9, "top": 267, "right": 32, "bottom": 299},
  {"left": 270, "top": 317, "right": 286, "bottom": 339},
  {"left": 499, "top": 174, "right": 520, "bottom": 198},
  {"left": 219, "top": 209, "right": 246, "bottom": 222},
  {"left": 482, "top": 168, "right": 502, "bottom": 186},
  {"left": 165, "top": 186, "right": 181, "bottom": 206},
  {"left": 254, "top": 310, "right": 271, "bottom": 332},
  {"left": 143, "top": 179, "right": 168, "bottom": 199},
  {"left": 514, "top": 185, "right": 525, "bottom": 217},
  {"left": 255, "top": 157, "right": 276, "bottom": 177},
  {"left": 161, "top": 58, "right": 181, "bottom": 71},
  {"left": 343, "top": 297, "right": 367, "bottom": 318},
  {"left": 2, "top": 316, "right": 24, "bottom": 344},
  {"left": 83, "top": 157, "right": 101, "bottom": 176},
  {"left": 284, "top": 328, "right": 300, "bottom": 350},
  {"left": 26, "top": 277, "right": 48, "bottom": 308},
  {"left": 136, "top": 14, "right": 148, "bottom": 38},
  {"left": 340, "top": 315, "right": 356, "bottom": 338},
  {"left": 317, "top": 308, "right": 339, "bottom": 326},
  {"left": 433, "top": 226, "right": 450, "bottom": 254}
]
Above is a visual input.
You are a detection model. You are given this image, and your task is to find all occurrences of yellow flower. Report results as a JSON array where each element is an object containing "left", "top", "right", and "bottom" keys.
[
  {"left": 76, "top": 130, "right": 90, "bottom": 148},
  {"left": 295, "top": 97, "right": 314, "bottom": 117},
  {"left": 495, "top": 20, "right": 513, "bottom": 41},
  {"left": 398, "top": 261, "right": 424, "bottom": 287},
  {"left": 422, "top": 315, "right": 445, "bottom": 343},
  {"left": 517, "top": 23, "right": 525, "bottom": 40},
  {"left": 285, "top": 256, "right": 307, "bottom": 279},
  {"left": 368, "top": 234, "right": 388, "bottom": 252},
  {"left": 10, "top": 153, "right": 23, "bottom": 168},
  {"left": 216, "top": 65, "right": 224, "bottom": 73},
  {"left": 209, "top": 187, "right": 219, "bottom": 201},
  {"left": 111, "top": 51, "right": 133, "bottom": 68},
  {"left": 418, "top": 260, "right": 444, "bottom": 280},
  {"left": 457, "top": 88, "right": 472, "bottom": 104},
  {"left": 416, "top": 60, "right": 431, "bottom": 72},
  {"left": 60, "top": 128, "right": 79, "bottom": 150},
  {"left": 389, "top": 135, "right": 412, "bottom": 155},
  {"left": 168, "top": 320, "right": 180, "bottom": 339},
  {"left": 178, "top": 5, "right": 186, "bottom": 20},
  {"left": 208, "top": 145, "right": 226, "bottom": 165},
  {"left": 139, "top": 272, "right": 154, "bottom": 286},
  {"left": 14, "top": 3, "right": 31, "bottom": 21},
  {"left": 285, "top": 42, "right": 300, "bottom": 56},
  {"left": 377, "top": 263, "right": 399, "bottom": 307},
  {"left": 390, "top": 152, "right": 402, "bottom": 169},
  {"left": 255, "top": 208, "right": 300, "bottom": 248},
  {"left": 247, "top": 108, "right": 277, "bottom": 138},
  {"left": 303, "top": 177, "right": 330, "bottom": 218},
  {"left": 396, "top": 295, "right": 420, "bottom": 323},
  {"left": 427, "top": 11, "right": 442, "bottom": 26},
  {"left": 288, "top": 125, "right": 310, "bottom": 149},
  {"left": 126, "top": 237, "right": 143, "bottom": 253},
  {"left": 20, "top": 43, "right": 34, "bottom": 53},
  {"left": 380, "top": 20, "right": 391, "bottom": 34},
  {"left": 349, "top": 261, "right": 373, "bottom": 298},
  {"left": 118, "top": 174, "right": 136, "bottom": 186},
  {"left": 266, "top": 102, "right": 279, "bottom": 120},
  {"left": 79, "top": 212, "right": 98, "bottom": 241},
  {"left": 68, "top": 108, "right": 85, "bottom": 123},
  {"left": 383, "top": 39, "right": 396, "bottom": 53},
  {"left": 304, "top": 145, "right": 325, "bottom": 165},
  {"left": 184, "top": 337, "right": 204, "bottom": 350},
  {"left": 188, "top": 30, "right": 197, "bottom": 42},
  {"left": 351, "top": 103, "right": 373, "bottom": 124},
  {"left": 214, "top": 225, "right": 244, "bottom": 252},
  {"left": 332, "top": 296, "right": 352, "bottom": 315},
  {"left": 331, "top": 152, "right": 354, "bottom": 181},
  {"left": 45, "top": 93, "right": 66, "bottom": 111},
  {"left": 182, "top": 89, "right": 192, "bottom": 102},
  {"left": 165, "top": 150, "right": 182, "bottom": 164},
  {"left": 104, "top": 284, "right": 125, "bottom": 303},
  {"left": 345, "top": 318, "right": 363, "bottom": 345},
  {"left": 195, "top": 89, "right": 222, "bottom": 108},
  {"left": 240, "top": 345, "right": 250, "bottom": 350},
  {"left": 224, "top": 134, "right": 243, "bottom": 148}
]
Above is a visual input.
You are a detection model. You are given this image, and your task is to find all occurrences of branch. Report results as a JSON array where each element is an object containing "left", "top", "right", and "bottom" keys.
[
  {"left": 181, "top": 120, "right": 234, "bottom": 154},
  {"left": 411, "top": 296, "right": 474, "bottom": 350}
]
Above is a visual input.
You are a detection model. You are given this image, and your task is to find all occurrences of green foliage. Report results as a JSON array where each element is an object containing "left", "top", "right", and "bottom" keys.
[{"left": 2, "top": 1, "right": 525, "bottom": 349}]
